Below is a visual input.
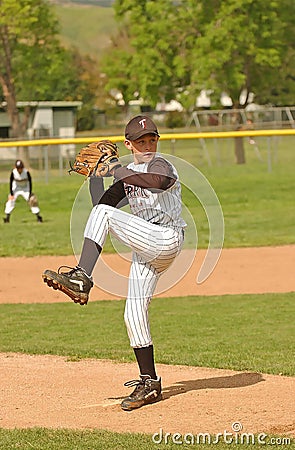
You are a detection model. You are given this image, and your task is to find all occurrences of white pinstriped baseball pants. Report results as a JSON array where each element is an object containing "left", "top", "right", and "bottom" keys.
[
  {"left": 5, "top": 189, "right": 40, "bottom": 215},
  {"left": 84, "top": 204, "right": 184, "bottom": 348}
]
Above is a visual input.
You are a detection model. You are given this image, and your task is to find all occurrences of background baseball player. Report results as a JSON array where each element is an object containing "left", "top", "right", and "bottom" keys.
[
  {"left": 3, "top": 160, "right": 43, "bottom": 223},
  {"left": 43, "top": 115, "right": 186, "bottom": 411}
]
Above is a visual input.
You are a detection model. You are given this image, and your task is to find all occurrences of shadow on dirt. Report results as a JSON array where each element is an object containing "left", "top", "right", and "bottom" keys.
[{"left": 162, "top": 372, "right": 264, "bottom": 400}]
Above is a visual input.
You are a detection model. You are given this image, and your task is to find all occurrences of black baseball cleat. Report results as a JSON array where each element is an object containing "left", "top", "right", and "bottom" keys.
[
  {"left": 42, "top": 266, "right": 93, "bottom": 305},
  {"left": 121, "top": 375, "right": 162, "bottom": 411},
  {"left": 37, "top": 215, "right": 43, "bottom": 223}
]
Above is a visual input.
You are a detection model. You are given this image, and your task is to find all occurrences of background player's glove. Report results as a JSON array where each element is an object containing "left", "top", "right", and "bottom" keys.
[
  {"left": 69, "top": 140, "right": 121, "bottom": 177},
  {"left": 28, "top": 193, "right": 39, "bottom": 208}
]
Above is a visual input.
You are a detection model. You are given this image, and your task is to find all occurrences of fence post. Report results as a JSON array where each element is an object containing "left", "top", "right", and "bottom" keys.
[
  {"left": 267, "top": 137, "right": 272, "bottom": 173},
  {"left": 44, "top": 146, "right": 49, "bottom": 184}
]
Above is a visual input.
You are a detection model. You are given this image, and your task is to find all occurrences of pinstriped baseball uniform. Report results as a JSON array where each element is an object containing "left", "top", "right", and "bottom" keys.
[{"left": 84, "top": 154, "right": 186, "bottom": 348}]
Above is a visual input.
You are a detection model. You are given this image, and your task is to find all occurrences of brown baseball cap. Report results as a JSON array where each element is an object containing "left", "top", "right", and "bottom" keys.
[{"left": 125, "top": 115, "right": 160, "bottom": 141}]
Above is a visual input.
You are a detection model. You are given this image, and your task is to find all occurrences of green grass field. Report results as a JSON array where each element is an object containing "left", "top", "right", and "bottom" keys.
[
  {"left": 0, "top": 427, "right": 293, "bottom": 450},
  {"left": 0, "top": 135, "right": 294, "bottom": 256},
  {"left": 0, "top": 293, "right": 294, "bottom": 375}
]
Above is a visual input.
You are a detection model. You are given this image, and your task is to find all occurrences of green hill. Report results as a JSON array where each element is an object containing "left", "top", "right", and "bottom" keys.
[
  {"left": 51, "top": 0, "right": 114, "bottom": 7},
  {"left": 52, "top": 2, "right": 117, "bottom": 59}
]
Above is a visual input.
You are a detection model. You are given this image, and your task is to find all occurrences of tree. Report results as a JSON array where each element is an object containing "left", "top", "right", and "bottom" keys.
[
  {"left": 102, "top": 0, "right": 182, "bottom": 108},
  {"left": 106, "top": 0, "right": 294, "bottom": 163},
  {"left": 100, "top": 28, "right": 138, "bottom": 110},
  {"left": 0, "top": 1, "right": 59, "bottom": 138},
  {"left": 182, "top": 0, "right": 295, "bottom": 163},
  {"left": 72, "top": 50, "right": 110, "bottom": 131},
  {"left": 0, "top": 0, "right": 104, "bottom": 164}
]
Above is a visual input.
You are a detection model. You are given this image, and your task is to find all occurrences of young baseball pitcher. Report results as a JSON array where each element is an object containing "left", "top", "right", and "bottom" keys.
[{"left": 43, "top": 115, "right": 186, "bottom": 410}]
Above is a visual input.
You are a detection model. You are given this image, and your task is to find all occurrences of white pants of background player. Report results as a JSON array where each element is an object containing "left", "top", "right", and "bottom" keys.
[
  {"left": 84, "top": 203, "right": 184, "bottom": 348},
  {"left": 4, "top": 188, "right": 40, "bottom": 215}
]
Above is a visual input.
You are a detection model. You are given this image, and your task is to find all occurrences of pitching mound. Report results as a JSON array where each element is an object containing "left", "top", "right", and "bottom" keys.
[{"left": 0, "top": 353, "right": 294, "bottom": 437}]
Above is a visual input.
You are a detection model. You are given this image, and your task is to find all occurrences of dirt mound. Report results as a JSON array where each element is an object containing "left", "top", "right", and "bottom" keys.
[{"left": 0, "top": 353, "right": 294, "bottom": 438}]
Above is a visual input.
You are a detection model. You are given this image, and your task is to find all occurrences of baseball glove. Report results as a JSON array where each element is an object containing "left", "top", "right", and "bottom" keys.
[
  {"left": 69, "top": 140, "right": 121, "bottom": 177},
  {"left": 28, "top": 193, "right": 39, "bottom": 208}
]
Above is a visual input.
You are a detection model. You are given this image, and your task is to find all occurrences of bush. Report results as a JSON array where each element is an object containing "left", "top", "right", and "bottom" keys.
[
  {"left": 165, "top": 111, "right": 186, "bottom": 128},
  {"left": 76, "top": 105, "right": 95, "bottom": 131}
]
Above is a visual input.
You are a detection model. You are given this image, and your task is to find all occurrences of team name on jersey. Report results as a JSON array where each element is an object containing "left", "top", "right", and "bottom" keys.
[{"left": 124, "top": 185, "right": 149, "bottom": 198}]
